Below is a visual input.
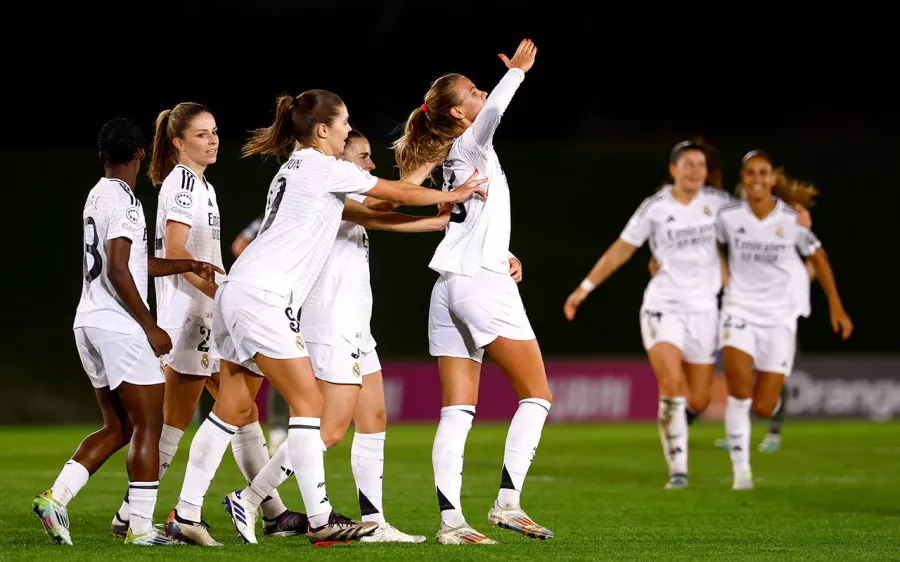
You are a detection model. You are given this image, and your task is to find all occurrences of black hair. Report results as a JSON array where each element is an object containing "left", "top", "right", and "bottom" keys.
[
  {"left": 98, "top": 118, "right": 145, "bottom": 165},
  {"left": 669, "top": 140, "right": 704, "bottom": 163},
  {"left": 347, "top": 129, "right": 366, "bottom": 141}
]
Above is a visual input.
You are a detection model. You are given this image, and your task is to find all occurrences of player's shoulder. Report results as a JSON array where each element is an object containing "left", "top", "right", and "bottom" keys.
[
  {"left": 716, "top": 200, "right": 745, "bottom": 218},
  {"left": 95, "top": 177, "right": 138, "bottom": 206},
  {"left": 635, "top": 189, "right": 668, "bottom": 217},
  {"left": 162, "top": 164, "right": 199, "bottom": 193},
  {"left": 701, "top": 186, "right": 734, "bottom": 204}
]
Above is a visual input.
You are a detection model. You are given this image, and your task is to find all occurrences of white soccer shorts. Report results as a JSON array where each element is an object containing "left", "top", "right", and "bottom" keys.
[
  {"left": 718, "top": 310, "right": 796, "bottom": 375},
  {"left": 309, "top": 336, "right": 381, "bottom": 385},
  {"left": 211, "top": 280, "right": 309, "bottom": 376},
  {"left": 161, "top": 317, "right": 219, "bottom": 376},
  {"left": 639, "top": 307, "right": 718, "bottom": 365},
  {"left": 428, "top": 267, "right": 535, "bottom": 363},
  {"left": 74, "top": 326, "right": 164, "bottom": 390}
]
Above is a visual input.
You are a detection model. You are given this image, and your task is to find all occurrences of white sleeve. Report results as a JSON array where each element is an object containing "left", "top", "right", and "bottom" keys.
[
  {"left": 162, "top": 177, "right": 195, "bottom": 226},
  {"left": 715, "top": 215, "right": 728, "bottom": 244},
  {"left": 329, "top": 160, "right": 379, "bottom": 195},
  {"left": 347, "top": 194, "right": 367, "bottom": 204},
  {"left": 107, "top": 203, "right": 144, "bottom": 242},
  {"left": 466, "top": 68, "right": 525, "bottom": 150},
  {"left": 619, "top": 203, "right": 652, "bottom": 247},
  {"left": 240, "top": 215, "right": 263, "bottom": 241},
  {"left": 795, "top": 226, "right": 822, "bottom": 256}
]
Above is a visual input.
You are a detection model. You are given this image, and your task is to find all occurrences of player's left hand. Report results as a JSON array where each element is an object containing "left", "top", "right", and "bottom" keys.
[
  {"left": 509, "top": 257, "right": 522, "bottom": 283},
  {"left": 191, "top": 260, "right": 225, "bottom": 282},
  {"left": 831, "top": 307, "right": 853, "bottom": 340},
  {"left": 795, "top": 204, "right": 812, "bottom": 228}
]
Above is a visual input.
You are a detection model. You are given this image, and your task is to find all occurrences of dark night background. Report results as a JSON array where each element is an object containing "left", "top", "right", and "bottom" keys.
[{"left": 4, "top": 1, "right": 897, "bottom": 421}]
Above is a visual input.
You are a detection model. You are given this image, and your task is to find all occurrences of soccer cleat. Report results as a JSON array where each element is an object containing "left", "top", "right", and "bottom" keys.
[
  {"left": 733, "top": 472, "right": 754, "bottom": 490},
  {"left": 435, "top": 522, "right": 498, "bottom": 545},
  {"left": 263, "top": 509, "right": 309, "bottom": 538},
  {"left": 488, "top": 501, "right": 554, "bottom": 540},
  {"left": 665, "top": 474, "right": 689, "bottom": 489},
  {"left": 758, "top": 434, "right": 781, "bottom": 453},
  {"left": 125, "top": 527, "right": 178, "bottom": 546},
  {"left": 32, "top": 490, "right": 72, "bottom": 546},
  {"left": 306, "top": 511, "right": 378, "bottom": 546},
  {"left": 223, "top": 490, "right": 259, "bottom": 544},
  {"left": 359, "top": 522, "right": 427, "bottom": 543},
  {"left": 164, "top": 509, "right": 223, "bottom": 546},
  {"left": 110, "top": 512, "right": 128, "bottom": 538},
  {"left": 714, "top": 438, "right": 730, "bottom": 451}
]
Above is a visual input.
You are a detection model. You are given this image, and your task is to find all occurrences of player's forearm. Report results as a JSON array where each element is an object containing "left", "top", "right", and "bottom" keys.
[
  {"left": 399, "top": 162, "right": 439, "bottom": 187},
  {"left": 108, "top": 266, "right": 157, "bottom": 331},
  {"left": 363, "top": 211, "right": 449, "bottom": 233},
  {"left": 584, "top": 239, "right": 637, "bottom": 287},
  {"left": 471, "top": 69, "right": 525, "bottom": 146},
  {"left": 147, "top": 257, "right": 196, "bottom": 278},
  {"left": 810, "top": 251, "right": 844, "bottom": 311},
  {"left": 388, "top": 182, "right": 460, "bottom": 207}
]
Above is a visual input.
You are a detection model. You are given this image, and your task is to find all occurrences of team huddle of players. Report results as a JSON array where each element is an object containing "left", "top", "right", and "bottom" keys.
[{"left": 31, "top": 38, "right": 851, "bottom": 549}]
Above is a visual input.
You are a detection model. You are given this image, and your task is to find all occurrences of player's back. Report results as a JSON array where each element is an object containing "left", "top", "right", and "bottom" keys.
[
  {"left": 226, "top": 148, "right": 377, "bottom": 303},
  {"left": 154, "top": 164, "right": 224, "bottom": 329},
  {"left": 74, "top": 178, "right": 148, "bottom": 333}
]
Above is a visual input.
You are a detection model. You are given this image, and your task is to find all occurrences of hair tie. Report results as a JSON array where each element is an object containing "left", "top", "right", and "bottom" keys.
[{"left": 420, "top": 103, "right": 428, "bottom": 113}]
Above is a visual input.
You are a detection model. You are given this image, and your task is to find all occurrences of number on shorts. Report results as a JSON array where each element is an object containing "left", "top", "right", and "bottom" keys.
[
  {"left": 442, "top": 168, "right": 468, "bottom": 224},
  {"left": 259, "top": 176, "right": 287, "bottom": 236},
  {"left": 83, "top": 217, "right": 102, "bottom": 282},
  {"left": 197, "top": 326, "right": 211, "bottom": 353},
  {"left": 722, "top": 314, "right": 746, "bottom": 330},
  {"left": 284, "top": 306, "right": 301, "bottom": 334}
]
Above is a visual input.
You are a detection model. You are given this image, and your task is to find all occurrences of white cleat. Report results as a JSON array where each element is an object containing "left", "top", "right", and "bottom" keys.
[
  {"left": 32, "top": 491, "right": 72, "bottom": 546},
  {"left": 733, "top": 472, "right": 755, "bottom": 490},
  {"left": 665, "top": 474, "right": 689, "bottom": 489},
  {"left": 223, "top": 490, "right": 259, "bottom": 544},
  {"left": 488, "top": 501, "right": 554, "bottom": 540},
  {"left": 359, "top": 522, "right": 426, "bottom": 543},
  {"left": 125, "top": 527, "right": 178, "bottom": 546},
  {"left": 435, "top": 522, "right": 498, "bottom": 545},
  {"left": 164, "top": 510, "right": 223, "bottom": 546}
]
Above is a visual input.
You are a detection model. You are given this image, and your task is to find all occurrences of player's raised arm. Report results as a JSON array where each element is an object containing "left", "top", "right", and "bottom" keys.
[
  {"left": 342, "top": 198, "right": 452, "bottom": 233},
  {"left": 469, "top": 39, "right": 536, "bottom": 149},
  {"left": 363, "top": 171, "right": 487, "bottom": 207}
]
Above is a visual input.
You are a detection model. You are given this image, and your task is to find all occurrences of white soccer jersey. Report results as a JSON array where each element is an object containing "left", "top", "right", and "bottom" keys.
[
  {"left": 73, "top": 178, "right": 149, "bottom": 333},
  {"left": 717, "top": 198, "right": 822, "bottom": 324},
  {"left": 154, "top": 165, "right": 225, "bottom": 330},
  {"left": 788, "top": 251, "right": 812, "bottom": 318},
  {"left": 620, "top": 186, "right": 734, "bottom": 312},
  {"left": 227, "top": 148, "right": 377, "bottom": 301},
  {"left": 429, "top": 68, "right": 525, "bottom": 277},
  {"left": 301, "top": 194, "right": 375, "bottom": 351}
]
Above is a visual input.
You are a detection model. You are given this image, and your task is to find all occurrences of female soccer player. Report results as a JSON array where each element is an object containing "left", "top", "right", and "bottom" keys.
[
  {"left": 390, "top": 39, "right": 551, "bottom": 545},
  {"left": 110, "top": 103, "right": 303, "bottom": 545},
  {"left": 33, "top": 118, "right": 221, "bottom": 547},
  {"left": 224, "top": 129, "right": 451, "bottom": 544},
  {"left": 716, "top": 150, "right": 852, "bottom": 489},
  {"left": 564, "top": 141, "right": 732, "bottom": 490},
  {"left": 172, "top": 89, "right": 486, "bottom": 546}
]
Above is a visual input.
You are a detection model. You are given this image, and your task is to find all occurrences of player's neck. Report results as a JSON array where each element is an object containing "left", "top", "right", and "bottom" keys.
[
  {"left": 670, "top": 185, "right": 698, "bottom": 204},
  {"left": 179, "top": 158, "right": 207, "bottom": 180},
  {"left": 104, "top": 165, "right": 137, "bottom": 190},
  {"left": 748, "top": 196, "right": 776, "bottom": 219}
]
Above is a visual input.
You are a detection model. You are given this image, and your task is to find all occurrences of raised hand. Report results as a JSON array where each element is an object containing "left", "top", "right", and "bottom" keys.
[{"left": 499, "top": 39, "right": 537, "bottom": 73}]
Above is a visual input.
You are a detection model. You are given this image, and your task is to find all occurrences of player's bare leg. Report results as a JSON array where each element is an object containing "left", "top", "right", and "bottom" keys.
[
  {"left": 431, "top": 357, "right": 495, "bottom": 544},
  {"left": 227, "top": 354, "right": 375, "bottom": 546},
  {"left": 722, "top": 347, "right": 755, "bottom": 490},
  {"left": 482, "top": 337, "right": 554, "bottom": 540},
  {"left": 350, "top": 372, "right": 426, "bottom": 543},
  {"left": 34, "top": 387, "right": 132, "bottom": 545},
  {"left": 647, "top": 343, "right": 690, "bottom": 489},
  {"left": 684, "top": 362, "right": 715, "bottom": 425}
]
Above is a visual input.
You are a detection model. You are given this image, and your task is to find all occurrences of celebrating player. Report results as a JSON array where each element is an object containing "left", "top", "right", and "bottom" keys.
[
  {"left": 715, "top": 150, "right": 852, "bottom": 489},
  {"left": 564, "top": 140, "right": 732, "bottom": 490},
  {"left": 33, "top": 118, "right": 221, "bottom": 546},
  {"left": 173, "top": 89, "right": 485, "bottom": 546},
  {"left": 224, "top": 129, "right": 451, "bottom": 544},
  {"left": 391, "top": 39, "right": 551, "bottom": 544}
]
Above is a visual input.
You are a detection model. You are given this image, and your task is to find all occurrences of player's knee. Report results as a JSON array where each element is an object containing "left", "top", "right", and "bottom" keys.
[
  {"left": 164, "top": 407, "right": 195, "bottom": 431},
  {"left": 356, "top": 408, "right": 387, "bottom": 434},
  {"left": 688, "top": 394, "right": 710, "bottom": 414},
  {"left": 321, "top": 427, "right": 347, "bottom": 450},
  {"left": 752, "top": 400, "right": 777, "bottom": 419},
  {"left": 101, "top": 423, "right": 132, "bottom": 450}
]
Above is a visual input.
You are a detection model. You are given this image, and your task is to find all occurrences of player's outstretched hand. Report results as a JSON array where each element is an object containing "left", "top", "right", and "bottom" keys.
[
  {"left": 499, "top": 39, "right": 537, "bottom": 73},
  {"left": 451, "top": 170, "right": 488, "bottom": 202},
  {"left": 191, "top": 260, "right": 225, "bottom": 282}
]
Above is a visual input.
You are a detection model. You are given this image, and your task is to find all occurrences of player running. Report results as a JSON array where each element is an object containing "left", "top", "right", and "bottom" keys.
[
  {"left": 715, "top": 150, "right": 852, "bottom": 490},
  {"left": 33, "top": 118, "right": 221, "bottom": 546},
  {"left": 564, "top": 140, "right": 732, "bottom": 490},
  {"left": 391, "top": 39, "right": 552, "bottom": 545},
  {"left": 173, "top": 89, "right": 486, "bottom": 546}
]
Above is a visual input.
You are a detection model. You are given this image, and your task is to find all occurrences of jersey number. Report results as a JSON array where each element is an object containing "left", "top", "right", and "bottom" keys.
[
  {"left": 197, "top": 327, "right": 211, "bottom": 353},
  {"left": 83, "top": 217, "right": 102, "bottom": 282},
  {"left": 443, "top": 170, "right": 468, "bottom": 224},
  {"left": 259, "top": 176, "right": 287, "bottom": 236}
]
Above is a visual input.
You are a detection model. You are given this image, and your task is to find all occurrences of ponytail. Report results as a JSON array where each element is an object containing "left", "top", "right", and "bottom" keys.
[
  {"left": 773, "top": 168, "right": 819, "bottom": 208},
  {"left": 148, "top": 109, "right": 173, "bottom": 186},
  {"left": 241, "top": 95, "right": 298, "bottom": 161}
]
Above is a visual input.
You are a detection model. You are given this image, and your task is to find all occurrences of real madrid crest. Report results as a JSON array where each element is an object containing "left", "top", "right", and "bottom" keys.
[
  {"left": 353, "top": 362, "right": 361, "bottom": 377},
  {"left": 201, "top": 354, "right": 210, "bottom": 369},
  {"left": 703, "top": 205, "right": 711, "bottom": 216},
  {"left": 723, "top": 328, "right": 731, "bottom": 340},
  {"left": 775, "top": 225, "right": 784, "bottom": 238},
  {"left": 296, "top": 334, "right": 305, "bottom": 350}
]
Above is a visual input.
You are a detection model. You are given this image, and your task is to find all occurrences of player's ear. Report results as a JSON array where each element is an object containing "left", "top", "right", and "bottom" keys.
[
  {"left": 173, "top": 137, "right": 184, "bottom": 152},
  {"left": 315, "top": 122, "right": 328, "bottom": 140},
  {"left": 449, "top": 106, "right": 465, "bottom": 120},
  {"left": 135, "top": 147, "right": 146, "bottom": 161}
]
